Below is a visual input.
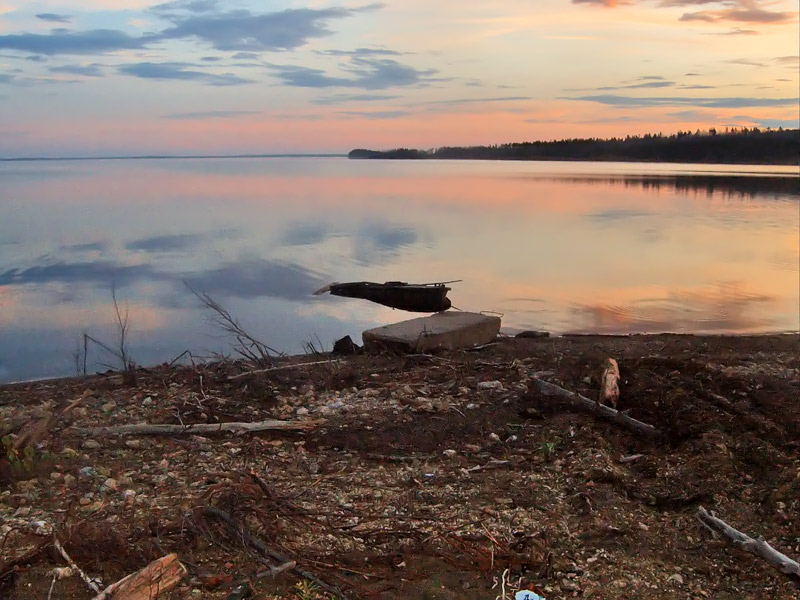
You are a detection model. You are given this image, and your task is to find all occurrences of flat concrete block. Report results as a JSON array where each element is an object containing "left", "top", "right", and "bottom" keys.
[{"left": 362, "top": 311, "right": 501, "bottom": 353}]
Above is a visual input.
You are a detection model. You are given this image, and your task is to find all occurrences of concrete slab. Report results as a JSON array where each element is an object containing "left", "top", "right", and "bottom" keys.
[{"left": 362, "top": 311, "right": 501, "bottom": 353}]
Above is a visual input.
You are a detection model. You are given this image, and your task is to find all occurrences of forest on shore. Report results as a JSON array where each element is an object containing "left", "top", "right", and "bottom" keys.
[{"left": 349, "top": 127, "right": 799, "bottom": 164}]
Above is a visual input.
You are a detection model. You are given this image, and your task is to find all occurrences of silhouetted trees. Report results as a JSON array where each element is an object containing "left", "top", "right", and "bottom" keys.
[{"left": 349, "top": 128, "right": 799, "bottom": 165}]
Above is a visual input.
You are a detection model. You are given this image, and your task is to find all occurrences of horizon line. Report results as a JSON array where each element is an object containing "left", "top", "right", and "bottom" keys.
[{"left": 0, "top": 153, "right": 348, "bottom": 162}]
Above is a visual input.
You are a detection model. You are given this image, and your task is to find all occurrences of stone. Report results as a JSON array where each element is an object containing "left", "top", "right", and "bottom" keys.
[
  {"left": 296, "top": 407, "right": 309, "bottom": 416},
  {"left": 63, "top": 474, "right": 76, "bottom": 487},
  {"left": 332, "top": 335, "right": 361, "bottom": 355},
  {"left": 362, "top": 312, "right": 501, "bottom": 353},
  {"left": 100, "top": 478, "right": 118, "bottom": 493},
  {"left": 101, "top": 402, "right": 116, "bottom": 413},
  {"left": 82, "top": 439, "right": 101, "bottom": 450},
  {"left": 477, "top": 380, "right": 503, "bottom": 391},
  {"left": 125, "top": 439, "right": 142, "bottom": 449},
  {"left": 667, "top": 574, "right": 684, "bottom": 585}
]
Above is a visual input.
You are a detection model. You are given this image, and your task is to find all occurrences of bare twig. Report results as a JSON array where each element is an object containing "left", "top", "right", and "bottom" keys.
[
  {"left": 91, "top": 553, "right": 186, "bottom": 600},
  {"left": 54, "top": 537, "right": 102, "bottom": 594},
  {"left": 228, "top": 359, "right": 345, "bottom": 380},
  {"left": 186, "top": 282, "right": 282, "bottom": 368},
  {"left": 204, "top": 506, "right": 348, "bottom": 599}
]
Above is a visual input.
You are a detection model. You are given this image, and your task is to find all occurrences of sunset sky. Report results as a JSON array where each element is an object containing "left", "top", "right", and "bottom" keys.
[{"left": 0, "top": 0, "right": 797, "bottom": 156}]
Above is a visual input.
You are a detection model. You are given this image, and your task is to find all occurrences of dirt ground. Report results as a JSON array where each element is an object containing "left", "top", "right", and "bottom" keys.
[{"left": 1, "top": 333, "right": 799, "bottom": 599}]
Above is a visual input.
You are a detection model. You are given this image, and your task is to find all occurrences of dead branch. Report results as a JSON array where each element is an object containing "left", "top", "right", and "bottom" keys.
[
  {"left": 186, "top": 282, "right": 282, "bottom": 368},
  {"left": 529, "top": 378, "right": 659, "bottom": 437},
  {"left": 91, "top": 553, "right": 187, "bottom": 600},
  {"left": 228, "top": 359, "right": 345, "bottom": 380},
  {"left": 74, "top": 418, "right": 323, "bottom": 437},
  {"left": 54, "top": 537, "right": 102, "bottom": 594},
  {"left": 204, "top": 506, "right": 348, "bottom": 599},
  {"left": 697, "top": 506, "right": 800, "bottom": 582}
]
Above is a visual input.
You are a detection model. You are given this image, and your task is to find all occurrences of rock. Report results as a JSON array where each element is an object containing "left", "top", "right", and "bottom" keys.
[
  {"left": 515, "top": 330, "right": 550, "bottom": 338},
  {"left": 125, "top": 439, "right": 142, "bottom": 449},
  {"left": 78, "top": 466, "right": 97, "bottom": 479},
  {"left": 101, "top": 402, "right": 116, "bottom": 413},
  {"left": 332, "top": 335, "right": 361, "bottom": 355},
  {"left": 61, "top": 447, "right": 80, "bottom": 458},
  {"left": 50, "top": 472, "right": 63, "bottom": 481},
  {"left": 443, "top": 449, "right": 458, "bottom": 458},
  {"left": 82, "top": 439, "right": 101, "bottom": 450},
  {"left": 142, "top": 396, "right": 154, "bottom": 406},
  {"left": 363, "top": 312, "right": 501, "bottom": 353},
  {"left": 100, "top": 478, "right": 118, "bottom": 494},
  {"left": 477, "top": 380, "right": 503, "bottom": 391},
  {"left": 296, "top": 407, "right": 309, "bottom": 416},
  {"left": 63, "top": 474, "right": 76, "bottom": 487},
  {"left": 667, "top": 574, "right": 684, "bottom": 585}
]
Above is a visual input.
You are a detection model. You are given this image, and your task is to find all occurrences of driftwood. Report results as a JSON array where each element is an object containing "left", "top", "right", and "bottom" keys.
[
  {"left": 75, "top": 419, "right": 322, "bottom": 437},
  {"left": 204, "top": 506, "right": 346, "bottom": 599},
  {"left": 229, "top": 359, "right": 345, "bottom": 380},
  {"left": 599, "top": 358, "right": 620, "bottom": 408},
  {"left": 91, "top": 553, "right": 186, "bottom": 600},
  {"left": 697, "top": 506, "right": 800, "bottom": 582},
  {"left": 529, "top": 378, "right": 659, "bottom": 437},
  {"left": 54, "top": 537, "right": 102, "bottom": 594}
]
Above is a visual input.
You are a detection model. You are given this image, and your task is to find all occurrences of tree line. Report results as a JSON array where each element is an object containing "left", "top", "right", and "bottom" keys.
[{"left": 348, "top": 127, "right": 799, "bottom": 165}]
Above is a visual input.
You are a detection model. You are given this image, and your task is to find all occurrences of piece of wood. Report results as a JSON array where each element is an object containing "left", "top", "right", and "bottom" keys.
[
  {"left": 697, "top": 506, "right": 800, "bottom": 581},
  {"left": 75, "top": 418, "right": 323, "bottom": 437},
  {"left": 229, "top": 359, "right": 345, "bottom": 380},
  {"left": 92, "top": 554, "right": 186, "bottom": 600},
  {"left": 529, "top": 378, "right": 659, "bottom": 437},
  {"left": 54, "top": 537, "right": 102, "bottom": 594},
  {"left": 599, "top": 358, "right": 620, "bottom": 408}
]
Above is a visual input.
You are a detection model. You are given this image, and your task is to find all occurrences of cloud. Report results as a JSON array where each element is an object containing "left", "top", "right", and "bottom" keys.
[
  {"left": 565, "top": 94, "right": 799, "bottom": 108},
  {"left": 35, "top": 13, "right": 71, "bottom": 24},
  {"left": 118, "top": 61, "right": 252, "bottom": 85},
  {"left": 156, "top": 7, "right": 372, "bottom": 52},
  {"left": 268, "top": 57, "right": 439, "bottom": 90},
  {"left": 49, "top": 63, "right": 104, "bottom": 76},
  {"left": 423, "top": 95, "right": 531, "bottom": 105},
  {"left": 0, "top": 255, "right": 323, "bottom": 302},
  {"left": 281, "top": 223, "right": 329, "bottom": 246},
  {"left": 0, "top": 5, "right": 381, "bottom": 56},
  {"left": 679, "top": 6, "right": 795, "bottom": 24},
  {"left": 352, "top": 223, "right": 420, "bottom": 265},
  {"left": 151, "top": 0, "right": 218, "bottom": 14},
  {"left": 572, "top": 0, "right": 631, "bottom": 6},
  {"left": 316, "top": 47, "right": 404, "bottom": 57},
  {"left": 313, "top": 92, "right": 402, "bottom": 105},
  {"left": 711, "top": 27, "right": 758, "bottom": 35},
  {"left": 163, "top": 109, "right": 260, "bottom": 119},
  {"left": 182, "top": 258, "right": 324, "bottom": 300},
  {"left": 0, "top": 29, "right": 150, "bottom": 56},
  {"left": 125, "top": 233, "right": 209, "bottom": 252},
  {"left": 231, "top": 51, "right": 260, "bottom": 60},
  {"left": 341, "top": 110, "right": 411, "bottom": 119},
  {"left": 0, "top": 261, "right": 163, "bottom": 288},
  {"left": 62, "top": 241, "right": 108, "bottom": 252}
]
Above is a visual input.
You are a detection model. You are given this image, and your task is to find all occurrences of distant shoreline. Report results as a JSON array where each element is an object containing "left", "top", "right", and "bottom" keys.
[
  {"left": 0, "top": 153, "right": 347, "bottom": 162},
  {"left": 349, "top": 128, "right": 800, "bottom": 166}
]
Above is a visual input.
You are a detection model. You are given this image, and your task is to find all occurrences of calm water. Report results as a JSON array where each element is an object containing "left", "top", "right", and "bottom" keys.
[{"left": 1, "top": 158, "right": 797, "bottom": 382}]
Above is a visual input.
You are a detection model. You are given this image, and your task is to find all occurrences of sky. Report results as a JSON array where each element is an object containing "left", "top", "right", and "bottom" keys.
[{"left": 0, "top": 0, "right": 797, "bottom": 156}]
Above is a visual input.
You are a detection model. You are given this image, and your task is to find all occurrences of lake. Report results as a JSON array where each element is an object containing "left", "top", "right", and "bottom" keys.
[{"left": 1, "top": 157, "right": 797, "bottom": 382}]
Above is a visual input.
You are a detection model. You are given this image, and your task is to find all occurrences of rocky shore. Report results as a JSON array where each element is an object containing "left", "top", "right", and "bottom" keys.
[{"left": 2, "top": 333, "right": 799, "bottom": 599}]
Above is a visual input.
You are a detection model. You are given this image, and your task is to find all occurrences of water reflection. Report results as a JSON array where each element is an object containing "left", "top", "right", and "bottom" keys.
[{"left": 0, "top": 158, "right": 797, "bottom": 382}]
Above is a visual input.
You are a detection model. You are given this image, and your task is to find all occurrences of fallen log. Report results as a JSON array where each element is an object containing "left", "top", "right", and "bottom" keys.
[
  {"left": 529, "top": 378, "right": 659, "bottom": 438},
  {"left": 75, "top": 419, "right": 323, "bottom": 437},
  {"left": 91, "top": 553, "right": 187, "bottom": 600},
  {"left": 599, "top": 358, "right": 620, "bottom": 408},
  {"left": 697, "top": 506, "right": 800, "bottom": 582}
]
